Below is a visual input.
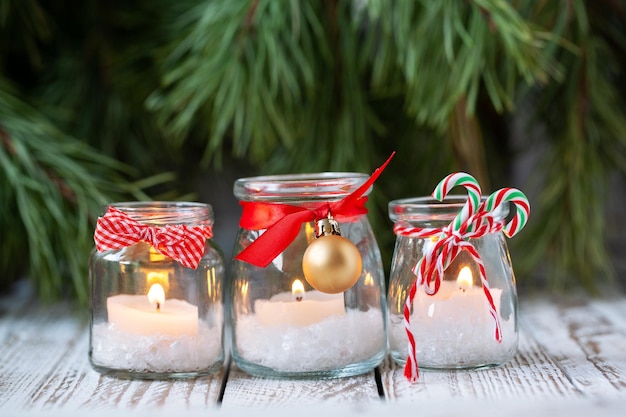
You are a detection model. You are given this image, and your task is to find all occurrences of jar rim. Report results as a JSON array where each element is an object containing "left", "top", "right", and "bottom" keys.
[
  {"left": 110, "top": 201, "right": 211, "bottom": 209},
  {"left": 389, "top": 195, "right": 508, "bottom": 222},
  {"left": 234, "top": 172, "right": 370, "bottom": 202},
  {"left": 106, "top": 201, "right": 213, "bottom": 226}
]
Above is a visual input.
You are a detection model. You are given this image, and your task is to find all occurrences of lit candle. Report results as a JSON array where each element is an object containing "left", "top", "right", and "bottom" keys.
[
  {"left": 414, "top": 266, "right": 500, "bottom": 319},
  {"left": 235, "top": 278, "right": 384, "bottom": 373},
  {"left": 93, "top": 277, "right": 221, "bottom": 374},
  {"left": 254, "top": 279, "right": 345, "bottom": 327},
  {"left": 391, "top": 264, "right": 506, "bottom": 367},
  {"left": 107, "top": 282, "right": 199, "bottom": 336}
]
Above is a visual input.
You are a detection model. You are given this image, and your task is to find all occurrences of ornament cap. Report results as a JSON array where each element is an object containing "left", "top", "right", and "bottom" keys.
[{"left": 315, "top": 213, "right": 341, "bottom": 238}]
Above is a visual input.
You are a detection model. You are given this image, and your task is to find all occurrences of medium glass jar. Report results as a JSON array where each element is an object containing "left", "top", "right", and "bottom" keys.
[
  {"left": 89, "top": 202, "right": 225, "bottom": 379},
  {"left": 387, "top": 196, "right": 518, "bottom": 370},
  {"left": 230, "top": 173, "right": 388, "bottom": 379}
]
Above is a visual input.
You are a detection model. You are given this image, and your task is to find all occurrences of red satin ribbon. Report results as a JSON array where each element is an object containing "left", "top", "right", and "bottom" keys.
[{"left": 234, "top": 152, "right": 395, "bottom": 267}]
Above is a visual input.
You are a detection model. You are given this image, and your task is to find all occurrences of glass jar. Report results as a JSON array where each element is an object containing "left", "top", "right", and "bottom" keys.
[
  {"left": 230, "top": 173, "right": 388, "bottom": 379},
  {"left": 387, "top": 196, "right": 518, "bottom": 370},
  {"left": 89, "top": 202, "right": 225, "bottom": 379}
]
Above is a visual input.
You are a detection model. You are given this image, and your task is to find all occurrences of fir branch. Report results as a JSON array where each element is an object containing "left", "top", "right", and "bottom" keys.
[
  {"left": 365, "top": 0, "right": 550, "bottom": 128},
  {"left": 517, "top": 13, "right": 626, "bottom": 292},
  {"left": 0, "top": 0, "right": 53, "bottom": 70},
  {"left": 147, "top": 0, "right": 323, "bottom": 167},
  {"left": 0, "top": 79, "right": 165, "bottom": 303}
]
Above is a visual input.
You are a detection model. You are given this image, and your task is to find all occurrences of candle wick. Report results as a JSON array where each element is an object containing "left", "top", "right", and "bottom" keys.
[
  {"left": 156, "top": 302, "right": 161, "bottom": 312},
  {"left": 295, "top": 296, "right": 303, "bottom": 302}
]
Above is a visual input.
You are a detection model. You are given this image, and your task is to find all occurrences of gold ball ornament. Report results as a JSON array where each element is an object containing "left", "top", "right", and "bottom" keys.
[{"left": 302, "top": 234, "right": 363, "bottom": 294}]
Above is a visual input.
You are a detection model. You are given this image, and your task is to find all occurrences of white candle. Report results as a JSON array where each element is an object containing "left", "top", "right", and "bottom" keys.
[
  {"left": 91, "top": 319, "right": 222, "bottom": 373},
  {"left": 106, "top": 283, "right": 199, "bottom": 336},
  {"left": 254, "top": 279, "right": 345, "bottom": 327},
  {"left": 390, "top": 265, "right": 510, "bottom": 367},
  {"left": 413, "top": 266, "right": 497, "bottom": 320},
  {"left": 94, "top": 283, "right": 221, "bottom": 373},
  {"left": 235, "top": 308, "right": 385, "bottom": 372}
]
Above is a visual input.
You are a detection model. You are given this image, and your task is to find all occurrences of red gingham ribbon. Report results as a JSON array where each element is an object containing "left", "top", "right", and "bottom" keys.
[
  {"left": 394, "top": 206, "right": 508, "bottom": 383},
  {"left": 94, "top": 206, "right": 213, "bottom": 269}
]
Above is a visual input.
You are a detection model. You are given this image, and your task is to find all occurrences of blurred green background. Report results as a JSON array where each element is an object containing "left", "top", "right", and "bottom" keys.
[{"left": 1, "top": 0, "right": 625, "bottom": 304}]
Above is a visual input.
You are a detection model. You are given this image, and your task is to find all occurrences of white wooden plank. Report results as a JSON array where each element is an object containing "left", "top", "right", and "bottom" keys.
[
  {"left": 379, "top": 325, "right": 581, "bottom": 401},
  {"left": 23, "top": 326, "right": 225, "bottom": 411},
  {"left": 220, "top": 364, "right": 382, "bottom": 408},
  {"left": 0, "top": 290, "right": 226, "bottom": 411},
  {"left": 0, "top": 301, "right": 85, "bottom": 411},
  {"left": 3, "top": 280, "right": 626, "bottom": 414},
  {"left": 7, "top": 396, "right": 626, "bottom": 417},
  {"left": 522, "top": 295, "right": 626, "bottom": 398}
]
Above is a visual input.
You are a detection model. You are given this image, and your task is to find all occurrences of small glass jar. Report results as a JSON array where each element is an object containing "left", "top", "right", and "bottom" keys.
[
  {"left": 230, "top": 173, "right": 388, "bottom": 379},
  {"left": 89, "top": 202, "right": 225, "bottom": 379},
  {"left": 387, "top": 196, "right": 518, "bottom": 370}
]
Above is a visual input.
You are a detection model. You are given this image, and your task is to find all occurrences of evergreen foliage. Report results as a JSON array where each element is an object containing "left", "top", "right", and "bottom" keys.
[{"left": 0, "top": 0, "right": 624, "bottom": 301}]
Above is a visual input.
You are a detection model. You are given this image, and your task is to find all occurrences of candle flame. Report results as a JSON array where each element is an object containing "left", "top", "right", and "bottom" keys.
[
  {"left": 457, "top": 266, "right": 473, "bottom": 292},
  {"left": 292, "top": 279, "right": 305, "bottom": 302},
  {"left": 364, "top": 272, "right": 374, "bottom": 287},
  {"left": 148, "top": 283, "right": 165, "bottom": 311}
]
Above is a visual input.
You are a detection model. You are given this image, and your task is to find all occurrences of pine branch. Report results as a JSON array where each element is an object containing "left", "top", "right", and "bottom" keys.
[
  {"left": 516, "top": 5, "right": 626, "bottom": 292},
  {"left": 364, "top": 0, "right": 551, "bottom": 129},
  {"left": 147, "top": 0, "right": 324, "bottom": 167},
  {"left": 0, "top": 0, "right": 53, "bottom": 71},
  {"left": 0, "top": 78, "right": 169, "bottom": 303},
  {"left": 0, "top": 0, "right": 624, "bottom": 299}
]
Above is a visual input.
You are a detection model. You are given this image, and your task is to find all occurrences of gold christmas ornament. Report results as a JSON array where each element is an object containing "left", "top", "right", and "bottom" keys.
[{"left": 302, "top": 214, "right": 363, "bottom": 294}]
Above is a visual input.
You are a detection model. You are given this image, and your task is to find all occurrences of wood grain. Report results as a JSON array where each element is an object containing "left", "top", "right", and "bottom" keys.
[
  {"left": 0, "top": 301, "right": 84, "bottom": 410},
  {"left": 379, "top": 324, "right": 581, "bottom": 401},
  {"left": 220, "top": 364, "right": 382, "bottom": 408},
  {"left": 521, "top": 295, "right": 626, "bottom": 398},
  {"left": 0, "top": 285, "right": 225, "bottom": 412},
  {"left": 27, "top": 329, "right": 225, "bottom": 411},
  {"left": 2, "top": 281, "right": 626, "bottom": 414}
]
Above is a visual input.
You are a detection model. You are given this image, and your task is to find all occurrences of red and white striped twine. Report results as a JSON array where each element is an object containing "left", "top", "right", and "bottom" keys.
[{"left": 396, "top": 176, "right": 530, "bottom": 383}]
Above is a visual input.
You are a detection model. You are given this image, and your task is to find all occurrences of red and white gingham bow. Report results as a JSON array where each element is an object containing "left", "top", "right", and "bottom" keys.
[{"left": 94, "top": 206, "right": 213, "bottom": 269}]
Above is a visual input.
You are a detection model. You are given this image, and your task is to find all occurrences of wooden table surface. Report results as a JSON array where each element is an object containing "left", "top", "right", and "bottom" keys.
[{"left": 1, "top": 280, "right": 625, "bottom": 416}]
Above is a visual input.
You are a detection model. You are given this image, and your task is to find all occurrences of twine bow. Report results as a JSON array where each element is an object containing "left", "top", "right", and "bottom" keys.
[
  {"left": 94, "top": 206, "right": 213, "bottom": 269},
  {"left": 234, "top": 152, "right": 395, "bottom": 267},
  {"left": 394, "top": 173, "right": 530, "bottom": 383}
]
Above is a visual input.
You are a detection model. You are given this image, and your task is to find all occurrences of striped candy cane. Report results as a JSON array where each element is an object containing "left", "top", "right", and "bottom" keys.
[
  {"left": 397, "top": 176, "right": 530, "bottom": 384},
  {"left": 433, "top": 172, "right": 482, "bottom": 232},
  {"left": 401, "top": 173, "right": 483, "bottom": 382},
  {"left": 481, "top": 188, "right": 530, "bottom": 238}
]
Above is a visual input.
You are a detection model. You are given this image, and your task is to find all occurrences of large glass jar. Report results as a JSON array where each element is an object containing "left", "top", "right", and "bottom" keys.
[
  {"left": 387, "top": 196, "right": 518, "bottom": 370},
  {"left": 230, "top": 173, "right": 388, "bottom": 379},
  {"left": 89, "top": 202, "right": 225, "bottom": 379}
]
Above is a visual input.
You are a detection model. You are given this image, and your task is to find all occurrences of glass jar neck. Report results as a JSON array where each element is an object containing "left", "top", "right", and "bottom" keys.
[
  {"left": 109, "top": 202, "right": 213, "bottom": 227},
  {"left": 234, "top": 173, "right": 370, "bottom": 203},
  {"left": 388, "top": 196, "right": 508, "bottom": 225}
]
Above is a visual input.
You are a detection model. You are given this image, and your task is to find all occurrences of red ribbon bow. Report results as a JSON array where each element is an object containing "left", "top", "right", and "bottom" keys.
[
  {"left": 234, "top": 153, "right": 395, "bottom": 267},
  {"left": 94, "top": 206, "right": 213, "bottom": 269}
]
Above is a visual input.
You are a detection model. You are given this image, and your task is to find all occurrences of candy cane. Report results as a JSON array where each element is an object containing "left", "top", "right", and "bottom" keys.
[
  {"left": 432, "top": 172, "right": 482, "bottom": 231},
  {"left": 481, "top": 188, "right": 530, "bottom": 238},
  {"left": 397, "top": 174, "right": 531, "bottom": 384}
]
